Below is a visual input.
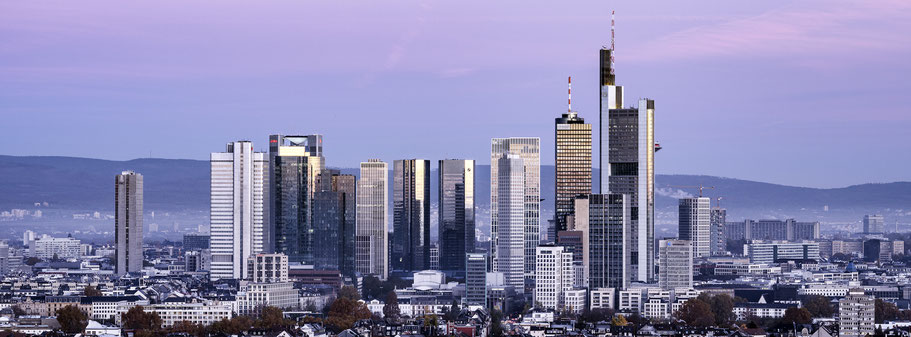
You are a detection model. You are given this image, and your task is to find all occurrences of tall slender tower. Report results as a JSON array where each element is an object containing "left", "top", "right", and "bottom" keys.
[
  {"left": 210, "top": 141, "right": 267, "bottom": 280},
  {"left": 357, "top": 159, "right": 389, "bottom": 280},
  {"left": 115, "top": 171, "right": 143, "bottom": 276},
  {"left": 392, "top": 159, "right": 431, "bottom": 272},
  {"left": 679, "top": 197, "right": 710, "bottom": 258},
  {"left": 268, "top": 135, "right": 325, "bottom": 264},
  {"left": 439, "top": 159, "right": 476, "bottom": 274},
  {"left": 491, "top": 138, "right": 540, "bottom": 292},
  {"left": 583, "top": 193, "right": 629, "bottom": 290},
  {"left": 555, "top": 77, "right": 592, "bottom": 233},
  {"left": 494, "top": 153, "right": 527, "bottom": 292},
  {"left": 312, "top": 169, "right": 357, "bottom": 271},
  {"left": 599, "top": 16, "right": 657, "bottom": 282}
]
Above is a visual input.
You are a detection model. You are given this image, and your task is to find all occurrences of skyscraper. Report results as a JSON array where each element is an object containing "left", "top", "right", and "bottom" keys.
[
  {"left": 210, "top": 141, "right": 267, "bottom": 280},
  {"left": 840, "top": 288, "right": 874, "bottom": 337},
  {"left": 493, "top": 153, "right": 527, "bottom": 292},
  {"left": 115, "top": 171, "right": 143, "bottom": 276},
  {"left": 333, "top": 172, "right": 357, "bottom": 276},
  {"left": 678, "top": 197, "right": 710, "bottom": 258},
  {"left": 555, "top": 80, "right": 592, "bottom": 234},
  {"left": 710, "top": 206, "right": 726, "bottom": 256},
  {"left": 863, "top": 214, "right": 884, "bottom": 234},
  {"left": 490, "top": 138, "right": 540, "bottom": 291},
  {"left": 392, "top": 159, "right": 431, "bottom": 272},
  {"left": 658, "top": 239, "right": 693, "bottom": 290},
  {"left": 465, "top": 253, "right": 487, "bottom": 306},
  {"left": 268, "top": 134, "right": 325, "bottom": 264},
  {"left": 357, "top": 159, "right": 389, "bottom": 280},
  {"left": 583, "top": 193, "right": 629, "bottom": 290},
  {"left": 534, "top": 245, "right": 575, "bottom": 311},
  {"left": 439, "top": 159, "right": 476, "bottom": 273},
  {"left": 312, "top": 169, "right": 356, "bottom": 271}
]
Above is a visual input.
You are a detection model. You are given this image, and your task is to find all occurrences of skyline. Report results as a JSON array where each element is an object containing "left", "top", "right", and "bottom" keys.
[{"left": 1, "top": 1, "right": 910, "bottom": 188}]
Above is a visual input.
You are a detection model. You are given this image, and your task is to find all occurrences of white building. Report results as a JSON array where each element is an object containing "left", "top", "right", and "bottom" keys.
[
  {"left": 658, "top": 239, "right": 693, "bottom": 290},
  {"left": 840, "top": 288, "right": 875, "bottom": 337},
  {"left": 357, "top": 159, "right": 389, "bottom": 280},
  {"left": 493, "top": 153, "right": 529, "bottom": 292},
  {"left": 115, "top": 301, "right": 233, "bottom": 327},
  {"left": 490, "top": 138, "right": 540, "bottom": 291},
  {"left": 209, "top": 141, "right": 267, "bottom": 280},
  {"left": 31, "top": 236, "right": 82, "bottom": 260},
  {"left": 247, "top": 253, "right": 289, "bottom": 283},
  {"left": 237, "top": 281, "right": 299, "bottom": 315},
  {"left": 590, "top": 288, "right": 615, "bottom": 310},
  {"left": 678, "top": 198, "right": 710, "bottom": 258},
  {"left": 534, "top": 246, "right": 574, "bottom": 311}
]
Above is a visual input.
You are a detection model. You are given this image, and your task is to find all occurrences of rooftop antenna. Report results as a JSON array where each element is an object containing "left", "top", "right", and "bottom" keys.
[
  {"left": 610, "top": 10, "right": 616, "bottom": 75},
  {"left": 567, "top": 76, "right": 572, "bottom": 114}
]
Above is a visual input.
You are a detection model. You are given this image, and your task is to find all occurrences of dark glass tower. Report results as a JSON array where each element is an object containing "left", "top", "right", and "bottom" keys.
[
  {"left": 438, "top": 159, "right": 476, "bottom": 274},
  {"left": 311, "top": 169, "right": 357, "bottom": 272},
  {"left": 392, "top": 159, "right": 431, "bottom": 272},
  {"left": 269, "top": 134, "right": 324, "bottom": 264}
]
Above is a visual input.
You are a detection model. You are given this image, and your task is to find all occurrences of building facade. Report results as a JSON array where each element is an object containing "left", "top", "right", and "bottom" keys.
[
  {"left": 710, "top": 207, "right": 726, "bottom": 256},
  {"left": 357, "top": 159, "right": 389, "bottom": 280},
  {"left": 863, "top": 214, "right": 884, "bottom": 234},
  {"left": 585, "top": 193, "right": 630, "bottom": 291},
  {"left": 554, "top": 102, "right": 592, "bottom": 234},
  {"left": 465, "top": 253, "right": 487, "bottom": 306},
  {"left": 839, "top": 288, "right": 874, "bottom": 337},
  {"left": 210, "top": 141, "right": 267, "bottom": 280},
  {"left": 534, "top": 246, "right": 574, "bottom": 311},
  {"left": 439, "top": 159, "right": 476, "bottom": 273},
  {"left": 392, "top": 159, "right": 431, "bottom": 272},
  {"left": 268, "top": 134, "right": 325, "bottom": 264},
  {"left": 115, "top": 171, "right": 143, "bottom": 276},
  {"left": 493, "top": 153, "right": 527, "bottom": 292},
  {"left": 658, "top": 239, "right": 693, "bottom": 290},
  {"left": 678, "top": 197, "right": 710, "bottom": 258}
]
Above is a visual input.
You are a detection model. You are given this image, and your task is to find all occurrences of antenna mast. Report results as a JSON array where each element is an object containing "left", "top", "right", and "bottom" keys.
[
  {"left": 567, "top": 76, "right": 572, "bottom": 114},
  {"left": 610, "top": 10, "right": 616, "bottom": 75}
]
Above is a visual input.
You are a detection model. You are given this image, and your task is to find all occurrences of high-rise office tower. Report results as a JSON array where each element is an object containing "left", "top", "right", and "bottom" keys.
[
  {"left": 439, "top": 159, "right": 476, "bottom": 273},
  {"left": 312, "top": 169, "right": 356, "bottom": 271},
  {"left": 210, "top": 141, "right": 267, "bottom": 280},
  {"left": 840, "top": 288, "right": 874, "bottom": 337},
  {"left": 115, "top": 171, "right": 143, "bottom": 276},
  {"left": 584, "top": 193, "right": 629, "bottom": 290},
  {"left": 710, "top": 207, "right": 726, "bottom": 256},
  {"left": 555, "top": 78, "right": 592, "bottom": 234},
  {"left": 493, "top": 153, "right": 527, "bottom": 292},
  {"left": 534, "top": 245, "right": 575, "bottom": 311},
  {"left": 658, "top": 239, "right": 693, "bottom": 290},
  {"left": 392, "top": 159, "right": 431, "bottom": 272},
  {"left": 268, "top": 135, "right": 325, "bottom": 264},
  {"left": 863, "top": 214, "right": 884, "bottom": 234},
  {"left": 465, "top": 253, "right": 487, "bottom": 306},
  {"left": 678, "top": 197, "right": 710, "bottom": 258},
  {"left": 357, "top": 159, "right": 389, "bottom": 280},
  {"left": 490, "top": 138, "right": 540, "bottom": 291}
]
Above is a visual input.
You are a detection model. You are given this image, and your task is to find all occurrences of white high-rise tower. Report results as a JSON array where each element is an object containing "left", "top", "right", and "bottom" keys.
[
  {"left": 209, "top": 141, "right": 267, "bottom": 280},
  {"left": 357, "top": 159, "right": 389, "bottom": 280}
]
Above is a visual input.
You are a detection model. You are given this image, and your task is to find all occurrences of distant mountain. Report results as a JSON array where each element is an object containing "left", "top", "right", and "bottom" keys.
[{"left": 1, "top": 155, "right": 908, "bottom": 224}]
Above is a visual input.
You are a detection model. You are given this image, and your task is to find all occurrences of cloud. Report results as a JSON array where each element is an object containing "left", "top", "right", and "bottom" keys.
[{"left": 657, "top": 188, "right": 694, "bottom": 199}]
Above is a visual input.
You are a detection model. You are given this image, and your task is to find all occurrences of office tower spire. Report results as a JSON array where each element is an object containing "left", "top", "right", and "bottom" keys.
[
  {"left": 115, "top": 171, "right": 143, "bottom": 276},
  {"left": 392, "top": 159, "right": 431, "bottom": 272},
  {"left": 555, "top": 80, "right": 592, "bottom": 233},
  {"left": 210, "top": 141, "right": 267, "bottom": 280}
]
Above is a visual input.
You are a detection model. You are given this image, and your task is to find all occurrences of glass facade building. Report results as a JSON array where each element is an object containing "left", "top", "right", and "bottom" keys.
[
  {"left": 392, "top": 159, "right": 431, "bottom": 272},
  {"left": 439, "top": 159, "right": 476, "bottom": 274},
  {"left": 554, "top": 111, "right": 592, "bottom": 234},
  {"left": 268, "top": 134, "right": 324, "bottom": 264}
]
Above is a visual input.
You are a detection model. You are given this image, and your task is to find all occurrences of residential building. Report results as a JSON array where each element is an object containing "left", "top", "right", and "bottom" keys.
[
  {"left": 710, "top": 207, "right": 727, "bottom": 256},
  {"left": 745, "top": 242, "right": 820, "bottom": 264},
  {"left": 31, "top": 236, "right": 82, "bottom": 260},
  {"left": 115, "top": 302, "right": 233, "bottom": 327},
  {"left": 210, "top": 141, "right": 267, "bottom": 280},
  {"left": 357, "top": 159, "right": 389, "bottom": 280},
  {"left": 115, "top": 171, "right": 143, "bottom": 276},
  {"left": 840, "top": 288, "right": 874, "bottom": 337},
  {"left": 534, "top": 246, "right": 574, "bottom": 311},
  {"left": 247, "top": 253, "right": 289, "bottom": 283},
  {"left": 392, "top": 159, "right": 431, "bottom": 273},
  {"left": 863, "top": 214, "right": 885, "bottom": 234},
  {"left": 439, "top": 159, "right": 476, "bottom": 274},
  {"left": 724, "top": 219, "right": 820, "bottom": 242}
]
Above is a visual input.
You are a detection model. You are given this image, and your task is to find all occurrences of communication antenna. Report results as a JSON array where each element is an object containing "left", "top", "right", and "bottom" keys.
[
  {"left": 567, "top": 76, "right": 572, "bottom": 113},
  {"left": 610, "top": 10, "right": 616, "bottom": 75}
]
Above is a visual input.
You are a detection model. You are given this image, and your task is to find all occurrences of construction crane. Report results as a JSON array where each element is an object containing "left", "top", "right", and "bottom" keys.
[{"left": 667, "top": 185, "right": 715, "bottom": 197}]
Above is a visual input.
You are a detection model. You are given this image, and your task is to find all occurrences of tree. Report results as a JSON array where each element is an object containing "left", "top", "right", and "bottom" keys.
[
  {"left": 674, "top": 298, "right": 714, "bottom": 327},
  {"left": 489, "top": 309, "right": 504, "bottom": 337},
  {"left": 24, "top": 257, "right": 40, "bottom": 266},
  {"left": 611, "top": 314, "right": 628, "bottom": 326},
  {"left": 445, "top": 299, "right": 460, "bottom": 321},
  {"left": 10, "top": 306, "right": 25, "bottom": 317},
  {"left": 338, "top": 285, "right": 361, "bottom": 301},
  {"left": 169, "top": 320, "right": 205, "bottom": 337},
  {"left": 83, "top": 285, "right": 102, "bottom": 297},
  {"left": 780, "top": 307, "right": 812, "bottom": 325},
  {"left": 580, "top": 308, "right": 614, "bottom": 323},
  {"left": 698, "top": 293, "right": 736, "bottom": 326},
  {"left": 876, "top": 298, "right": 901, "bottom": 323},
  {"left": 255, "top": 306, "right": 289, "bottom": 331},
  {"left": 121, "top": 306, "right": 162, "bottom": 331},
  {"left": 383, "top": 291, "right": 401, "bottom": 323},
  {"left": 305, "top": 300, "right": 318, "bottom": 312},
  {"left": 802, "top": 295, "right": 835, "bottom": 318},
  {"left": 831, "top": 253, "right": 849, "bottom": 262},
  {"left": 325, "top": 296, "right": 372, "bottom": 333},
  {"left": 208, "top": 316, "right": 254, "bottom": 336},
  {"left": 55, "top": 305, "right": 87, "bottom": 334}
]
